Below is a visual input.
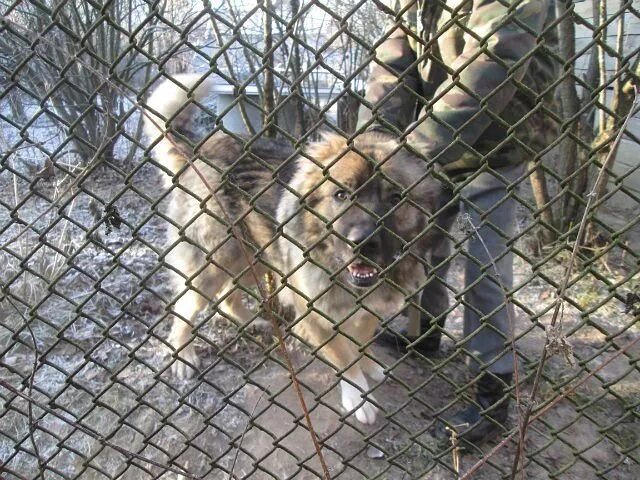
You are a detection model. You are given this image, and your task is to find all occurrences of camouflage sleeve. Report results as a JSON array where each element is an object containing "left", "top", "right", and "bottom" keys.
[
  {"left": 407, "top": 0, "right": 550, "bottom": 164},
  {"left": 357, "top": 22, "right": 420, "bottom": 133}
]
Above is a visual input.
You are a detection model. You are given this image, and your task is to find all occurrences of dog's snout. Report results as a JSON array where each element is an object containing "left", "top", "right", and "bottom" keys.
[
  {"left": 347, "top": 227, "right": 382, "bottom": 260},
  {"left": 347, "top": 227, "right": 377, "bottom": 247},
  {"left": 359, "top": 237, "right": 381, "bottom": 259}
]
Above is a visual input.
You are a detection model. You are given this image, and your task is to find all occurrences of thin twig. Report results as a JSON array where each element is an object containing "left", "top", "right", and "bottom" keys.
[
  {"left": 0, "top": 132, "right": 114, "bottom": 252},
  {"left": 460, "top": 333, "right": 640, "bottom": 480},
  {"left": 1, "top": 21, "right": 319, "bottom": 479},
  {"left": 509, "top": 86, "right": 640, "bottom": 479},
  {"left": 1, "top": 294, "right": 45, "bottom": 477},
  {"left": 1, "top": 62, "right": 112, "bottom": 474},
  {"left": 453, "top": 85, "right": 640, "bottom": 479},
  {"left": 458, "top": 213, "right": 525, "bottom": 476},
  {"left": 0, "top": 16, "right": 230, "bottom": 479},
  {"left": 228, "top": 386, "right": 269, "bottom": 480},
  {"left": 167, "top": 133, "right": 332, "bottom": 480},
  {"left": 0, "top": 378, "right": 200, "bottom": 479},
  {"left": 0, "top": 18, "right": 133, "bottom": 250}
]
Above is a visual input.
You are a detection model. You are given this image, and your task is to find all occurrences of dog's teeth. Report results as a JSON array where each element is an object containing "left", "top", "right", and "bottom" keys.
[{"left": 354, "top": 271, "right": 376, "bottom": 279}]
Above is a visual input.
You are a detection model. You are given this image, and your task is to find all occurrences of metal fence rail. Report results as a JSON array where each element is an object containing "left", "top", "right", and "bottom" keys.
[{"left": 0, "top": 0, "right": 639, "bottom": 478}]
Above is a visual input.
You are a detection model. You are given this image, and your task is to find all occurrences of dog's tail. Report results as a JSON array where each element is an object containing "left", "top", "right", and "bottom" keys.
[{"left": 143, "top": 74, "right": 213, "bottom": 173}]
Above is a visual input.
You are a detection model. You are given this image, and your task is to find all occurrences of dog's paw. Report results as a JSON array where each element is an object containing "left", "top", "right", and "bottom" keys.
[
  {"left": 341, "top": 380, "right": 379, "bottom": 425},
  {"left": 355, "top": 400, "right": 379, "bottom": 425},
  {"left": 169, "top": 345, "right": 201, "bottom": 380},
  {"left": 365, "top": 363, "right": 386, "bottom": 383}
]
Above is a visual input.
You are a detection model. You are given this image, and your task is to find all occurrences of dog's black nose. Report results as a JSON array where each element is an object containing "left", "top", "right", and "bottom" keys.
[
  {"left": 359, "top": 237, "right": 381, "bottom": 259},
  {"left": 347, "top": 227, "right": 376, "bottom": 247},
  {"left": 347, "top": 227, "right": 381, "bottom": 260}
]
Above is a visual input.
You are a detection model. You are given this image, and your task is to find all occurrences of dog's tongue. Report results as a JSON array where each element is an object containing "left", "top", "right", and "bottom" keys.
[{"left": 348, "top": 263, "right": 378, "bottom": 278}]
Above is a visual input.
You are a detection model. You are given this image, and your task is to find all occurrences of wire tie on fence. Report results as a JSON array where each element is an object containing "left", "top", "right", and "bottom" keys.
[
  {"left": 456, "top": 213, "right": 475, "bottom": 236},
  {"left": 623, "top": 291, "right": 640, "bottom": 315},
  {"left": 545, "top": 325, "right": 575, "bottom": 366},
  {"left": 517, "top": 395, "right": 534, "bottom": 413},
  {"left": 34, "top": 159, "right": 55, "bottom": 181},
  {"left": 446, "top": 424, "right": 467, "bottom": 477},
  {"left": 103, "top": 205, "right": 123, "bottom": 235}
]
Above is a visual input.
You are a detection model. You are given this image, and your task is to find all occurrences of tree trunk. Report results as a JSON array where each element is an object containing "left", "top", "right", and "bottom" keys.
[
  {"left": 564, "top": 0, "right": 600, "bottom": 227},
  {"left": 263, "top": 0, "right": 277, "bottom": 138},
  {"left": 557, "top": 0, "right": 580, "bottom": 231},
  {"left": 597, "top": 0, "right": 608, "bottom": 137},
  {"left": 529, "top": 163, "right": 557, "bottom": 246},
  {"left": 289, "top": 0, "right": 305, "bottom": 138},
  {"left": 586, "top": 11, "right": 636, "bottom": 244},
  {"left": 219, "top": 0, "right": 259, "bottom": 135}
]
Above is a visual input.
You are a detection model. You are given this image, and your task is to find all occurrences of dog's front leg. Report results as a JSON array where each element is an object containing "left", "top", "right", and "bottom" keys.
[
  {"left": 292, "top": 310, "right": 381, "bottom": 425},
  {"left": 168, "top": 290, "right": 207, "bottom": 379},
  {"left": 324, "top": 335, "right": 380, "bottom": 425},
  {"left": 340, "top": 363, "right": 379, "bottom": 425}
]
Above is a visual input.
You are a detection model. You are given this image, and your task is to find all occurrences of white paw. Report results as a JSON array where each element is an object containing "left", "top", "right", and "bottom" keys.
[
  {"left": 366, "top": 363, "right": 386, "bottom": 383},
  {"left": 341, "top": 380, "right": 379, "bottom": 425},
  {"left": 169, "top": 344, "right": 201, "bottom": 380}
]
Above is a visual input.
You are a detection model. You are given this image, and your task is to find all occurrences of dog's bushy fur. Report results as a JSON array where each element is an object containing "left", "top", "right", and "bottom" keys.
[{"left": 144, "top": 74, "right": 440, "bottom": 424}]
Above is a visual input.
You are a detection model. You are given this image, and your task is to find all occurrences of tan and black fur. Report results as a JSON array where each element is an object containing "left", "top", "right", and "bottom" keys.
[{"left": 144, "top": 75, "right": 440, "bottom": 425}]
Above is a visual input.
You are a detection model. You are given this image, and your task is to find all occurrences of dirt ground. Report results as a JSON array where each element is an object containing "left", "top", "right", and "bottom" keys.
[{"left": 1, "top": 163, "right": 639, "bottom": 480}]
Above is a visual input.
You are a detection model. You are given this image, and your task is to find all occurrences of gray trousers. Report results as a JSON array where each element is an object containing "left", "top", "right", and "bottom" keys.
[{"left": 421, "top": 163, "right": 524, "bottom": 375}]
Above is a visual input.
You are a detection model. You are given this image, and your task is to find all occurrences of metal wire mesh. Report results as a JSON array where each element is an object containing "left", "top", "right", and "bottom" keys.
[{"left": 0, "top": 0, "right": 639, "bottom": 478}]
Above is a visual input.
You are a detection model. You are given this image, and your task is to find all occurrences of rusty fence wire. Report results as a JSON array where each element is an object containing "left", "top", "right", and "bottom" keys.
[{"left": 0, "top": 0, "right": 639, "bottom": 478}]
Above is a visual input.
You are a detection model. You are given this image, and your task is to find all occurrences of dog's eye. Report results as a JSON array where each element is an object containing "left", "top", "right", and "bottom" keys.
[
  {"left": 334, "top": 190, "right": 349, "bottom": 201},
  {"left": 390, "top": 192, "right": 403, "bottom": 204}
]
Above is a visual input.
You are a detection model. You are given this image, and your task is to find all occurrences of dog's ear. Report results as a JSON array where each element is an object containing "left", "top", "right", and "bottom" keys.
[
  {"left": 421, "top": 161, "right": 450, "bottom": 211},
  {"left": 399, "top": 156, "right": 447, "bottom": 218},
  {"left": 423, "top": 174, "right": 444, "bottom": 215},
  {"left": 305, "top": 132, "right": 348, "bottom": 166},
  {"left": 287, "top": 133, "right": 348, "bottom": 199}
]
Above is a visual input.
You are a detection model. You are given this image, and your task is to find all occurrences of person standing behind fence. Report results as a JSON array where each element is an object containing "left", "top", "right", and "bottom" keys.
[{"left": 358, "top": 0, "right": 559, "bottom": 448}]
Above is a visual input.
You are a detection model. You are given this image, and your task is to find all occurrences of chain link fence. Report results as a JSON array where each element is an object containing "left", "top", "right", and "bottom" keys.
[{"left": 1, "top": 0, "right": 639, "bottom": 478}]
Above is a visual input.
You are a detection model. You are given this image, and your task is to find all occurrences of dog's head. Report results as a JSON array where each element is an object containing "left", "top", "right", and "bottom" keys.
[{"left": 288, "top": 131, "right": 442, "bottom": 289}]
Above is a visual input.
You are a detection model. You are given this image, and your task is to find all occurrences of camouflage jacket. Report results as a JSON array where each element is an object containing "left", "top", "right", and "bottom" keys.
[{"left": 358, "top": 0, "right": 559, "bottom": 174}]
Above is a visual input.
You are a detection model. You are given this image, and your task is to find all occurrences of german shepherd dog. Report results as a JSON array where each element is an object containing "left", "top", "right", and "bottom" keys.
[{"left": 144, "top": 75, "right": 440, "bottom": 425}]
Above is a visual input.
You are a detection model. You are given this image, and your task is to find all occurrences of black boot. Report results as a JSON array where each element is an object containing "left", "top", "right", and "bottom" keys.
[{"left": 434, "top": 372, "right": 512, "bottom": 449}]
